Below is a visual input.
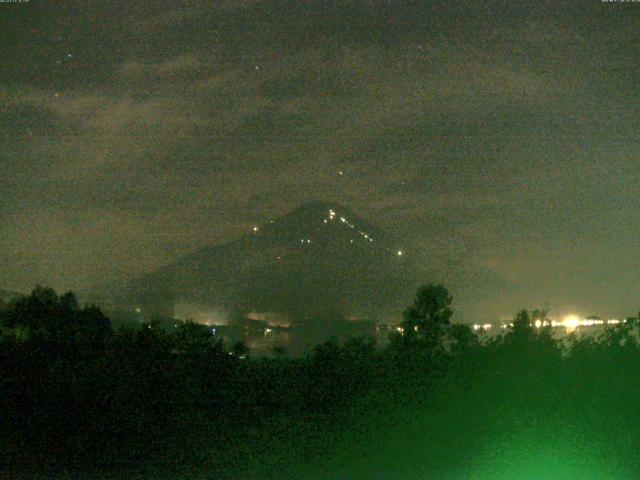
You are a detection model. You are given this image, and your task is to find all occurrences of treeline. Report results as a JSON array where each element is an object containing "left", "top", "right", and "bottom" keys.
[{"left": 2, "top": 285, "right": 640, "bottom": 478}]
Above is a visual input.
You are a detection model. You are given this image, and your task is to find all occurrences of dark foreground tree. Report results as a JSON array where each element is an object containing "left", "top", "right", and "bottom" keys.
[
  {"left": 0, "top": 286, "right": 111, "bottom": 341},
  {"left": 400, "top": 283, "right": 452, "bottom": 342}
]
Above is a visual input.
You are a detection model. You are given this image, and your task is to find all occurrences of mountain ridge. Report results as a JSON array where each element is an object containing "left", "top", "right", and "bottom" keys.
[{"left": 91, "top": 200, "right": 518, "bottom": 324}]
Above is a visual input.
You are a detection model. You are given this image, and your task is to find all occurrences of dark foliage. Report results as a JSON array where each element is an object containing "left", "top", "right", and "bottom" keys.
[{"left": 1, "top": 285, "right": 640, "bottom": 478}]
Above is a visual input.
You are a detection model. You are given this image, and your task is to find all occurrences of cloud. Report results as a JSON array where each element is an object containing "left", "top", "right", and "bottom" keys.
[{"left": 0, "top": 1, "right": 638, "bottom": 318}]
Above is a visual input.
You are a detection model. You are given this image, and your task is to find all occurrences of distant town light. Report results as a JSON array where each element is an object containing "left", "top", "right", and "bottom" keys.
[{"left": 563, "top": 315, "right": 581, "bottom": 332}]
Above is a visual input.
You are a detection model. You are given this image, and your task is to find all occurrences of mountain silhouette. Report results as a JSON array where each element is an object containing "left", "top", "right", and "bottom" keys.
[
  {"left": 108, "top": 201, "right": 423, "bottom": 325},
  {"left": 91, "top": 201, "right": 518, "bottom": 326}
]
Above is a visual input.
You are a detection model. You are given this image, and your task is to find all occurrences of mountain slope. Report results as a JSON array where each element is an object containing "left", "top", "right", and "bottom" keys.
[
  {"left": 115, "top": 201, "right": 422, "bottom": 323},
  {"left": 96, "top": 200, "right": 518, "bottom": 325}
]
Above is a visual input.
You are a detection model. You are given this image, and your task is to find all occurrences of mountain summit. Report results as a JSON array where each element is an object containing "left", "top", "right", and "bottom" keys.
[{"left": 112, "top": 201, "right": 421, "bottom": 325}]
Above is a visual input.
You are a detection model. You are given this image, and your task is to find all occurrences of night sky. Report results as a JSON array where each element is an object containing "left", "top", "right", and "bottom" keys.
[{"left": 1, "top": 0, "right": 639, "bottom": 319}]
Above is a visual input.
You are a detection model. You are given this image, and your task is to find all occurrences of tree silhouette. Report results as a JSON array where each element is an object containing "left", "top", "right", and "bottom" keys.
[
  {"left": 511, "top": 309, "right": 533, "bottom": 338},
  {"left": 400, "top": 283, "right": 453, "bottom": 343},
  {"left": 0, "top": 286, "right": 111, "bottom": 340}
]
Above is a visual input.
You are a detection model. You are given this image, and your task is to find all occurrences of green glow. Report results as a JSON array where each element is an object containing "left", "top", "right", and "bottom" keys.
[{"left": 464, "top": 430, "right": 629, "bottom": 480}]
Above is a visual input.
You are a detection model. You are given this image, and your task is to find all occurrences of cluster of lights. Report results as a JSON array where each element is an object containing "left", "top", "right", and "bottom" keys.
[
  {"left": 327, "top": 209, "right": 406, "bottom": 256},
  {"left": 473, "top": 323, "right": 493, "bottom": 331},
  {"left": 326, "top": 209, "right": 381, "bottom": 246},
  {"left": 251, "top": 208, "right": 405, "bottom": 259},
  {"left": 477, "top": 316, "right": 624, "bottom": 333},
  {"left": 327, "top": 209, "right": 373, "bottom": 242}
]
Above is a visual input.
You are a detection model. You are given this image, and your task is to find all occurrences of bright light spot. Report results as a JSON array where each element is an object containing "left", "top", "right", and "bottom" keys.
[
  {"left": 323, "top": 219, "right": 328, "bottom": 224},
  {"left": 397, "top": 250, "right": 403, "bottom": 256},
  {"left": 534, "top": 319, "right": 542, "bottom": 328},
  {"left": 211, "top": 328, "right": 216, "bottom": 335},
  {"left": 252, "top": 226, "right": 259, "bottom": 233},
  {"left": 473, "top": 323, "right": 493, "bottom": 331},
  {"left": 134, "top": 307, "right": 141, "bottom": 314},
  {"left": 338, "top": 170, "right": 344, "bottom": 175},
  {"left": 563, "top": 315, "right": 581, "bottom": 332}
]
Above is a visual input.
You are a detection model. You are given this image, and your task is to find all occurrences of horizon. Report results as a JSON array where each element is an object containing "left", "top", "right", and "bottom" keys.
[{"left": 2, "top": 198, "right": 639, "bottom": 323}]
